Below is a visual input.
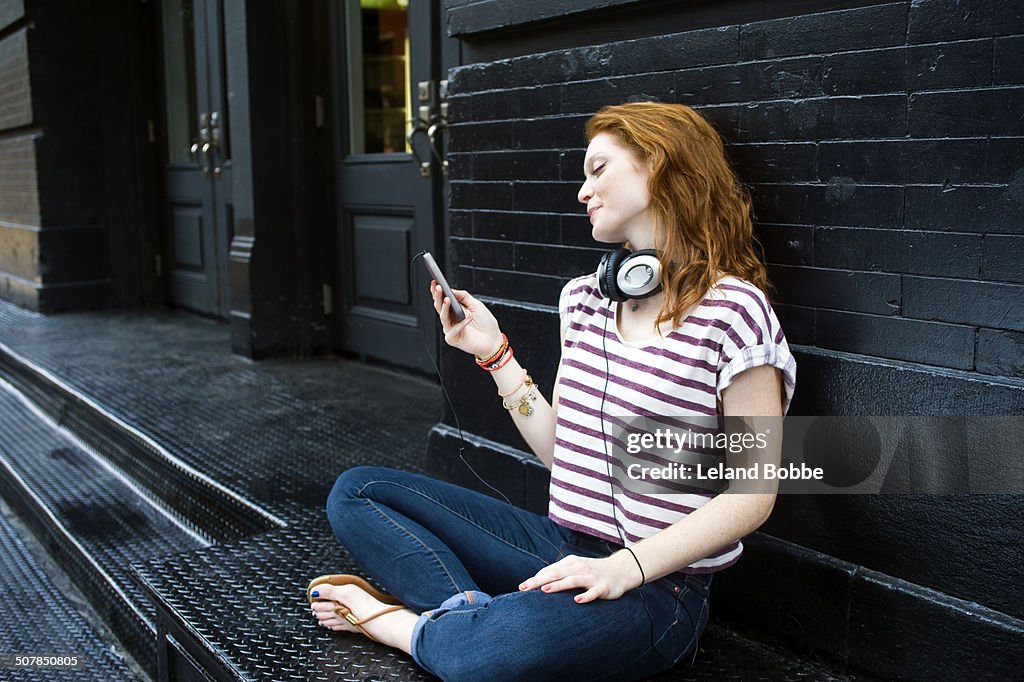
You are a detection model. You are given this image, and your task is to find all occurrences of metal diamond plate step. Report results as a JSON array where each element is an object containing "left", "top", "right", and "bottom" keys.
[
  {"left": 0, "top": 379, "right": 212, "bottom": 676},
  {"left": 0, "top": 509, "right": 139, "bottom": 681}
]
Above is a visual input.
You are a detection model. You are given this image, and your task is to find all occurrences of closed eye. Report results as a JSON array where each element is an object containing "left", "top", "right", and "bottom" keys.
[{"left": 590, "top": 162, "right": 607, "bottom": 177}]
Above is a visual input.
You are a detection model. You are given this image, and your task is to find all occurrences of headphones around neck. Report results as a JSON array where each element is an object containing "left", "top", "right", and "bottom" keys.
[{"left": 596, "top": 248, "right": 663, "bottom": 302}]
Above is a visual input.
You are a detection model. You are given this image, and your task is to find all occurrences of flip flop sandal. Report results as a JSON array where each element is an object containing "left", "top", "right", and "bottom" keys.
[
  {"left": 306, "top": 574, "right": 404, "bottom": 606},
  {"left": 333, "top": 603, "right": 407, "bottom": 643}
]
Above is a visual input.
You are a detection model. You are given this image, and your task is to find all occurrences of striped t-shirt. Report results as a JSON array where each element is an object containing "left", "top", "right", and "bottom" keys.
[{"left": 550, "top": 273, "right": 797, "bottom": 573}]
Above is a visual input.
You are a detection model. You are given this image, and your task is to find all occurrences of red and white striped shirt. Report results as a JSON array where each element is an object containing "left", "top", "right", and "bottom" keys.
[{"left": 550, "top": 273, "right": 797, "bottom": 573}]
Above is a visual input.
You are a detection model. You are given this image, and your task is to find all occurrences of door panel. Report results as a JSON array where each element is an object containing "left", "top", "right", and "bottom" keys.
[
  {"left": 160, "top": 0, "right": 231, "bottom": 318},
  {"left": 335, "top": 0, "right": 441, "bottom": 373}
]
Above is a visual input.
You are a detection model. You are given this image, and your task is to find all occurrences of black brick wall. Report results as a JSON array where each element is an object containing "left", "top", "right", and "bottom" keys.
[
  {"left": 432, "top": 0, "right": 1024, "bottom": 676},
  {"left": 0, "top": 0, "right": 111, "bottom": 311}
]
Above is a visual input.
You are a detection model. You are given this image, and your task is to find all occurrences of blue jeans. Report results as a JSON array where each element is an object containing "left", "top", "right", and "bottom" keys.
[{"left": 326, "top": 466, "right": 711, "bottom": 682}]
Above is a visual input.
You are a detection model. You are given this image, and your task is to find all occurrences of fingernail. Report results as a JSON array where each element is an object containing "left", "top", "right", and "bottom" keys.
[
  {"left": 311, "top": 590, "right": 320, "bottom": 598},
  {"left": 575, "top": 596, "right": 582, "bottom": 603},
  {"left": 518, "top": 583, "right": 526, "bottom": 590}
]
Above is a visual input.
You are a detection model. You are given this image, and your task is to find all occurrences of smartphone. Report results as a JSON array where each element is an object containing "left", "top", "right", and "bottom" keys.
[{"left": 422, "top": 251, "right": 466, "bottom": 321}]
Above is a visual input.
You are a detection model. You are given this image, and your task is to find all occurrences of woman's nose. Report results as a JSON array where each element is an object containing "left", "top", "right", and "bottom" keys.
[{"left": 578, "top": 179, "right": 592, "bottom": 204}]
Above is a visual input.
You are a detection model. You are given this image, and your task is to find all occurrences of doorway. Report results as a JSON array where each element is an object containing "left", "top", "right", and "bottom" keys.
[
  {"left": 158, "top": 0, "right": 233, "bottom": 319},
  {"left": 332, "top": 0, "right": 453, "bottom": 373}
]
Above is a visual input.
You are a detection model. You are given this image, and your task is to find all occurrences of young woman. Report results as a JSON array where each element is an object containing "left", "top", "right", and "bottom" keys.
[{"left": 308, "top": 102, "right": 796, "bottom": 681}]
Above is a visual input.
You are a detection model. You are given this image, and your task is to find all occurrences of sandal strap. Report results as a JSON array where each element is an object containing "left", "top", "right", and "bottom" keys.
[{"left": 334, "top": 603, "right": 406, "bottom": 643}]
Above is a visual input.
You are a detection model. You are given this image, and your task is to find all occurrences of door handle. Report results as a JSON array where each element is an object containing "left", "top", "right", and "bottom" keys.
[
  {"left": 426, "top": 122, "right": 448, "bottom": 176},
  {"left": 190, "top": 112, "right": 222, "bottom": 178},
  {"left": 406, "top": 119, "right": 432, "bottom": 177}
]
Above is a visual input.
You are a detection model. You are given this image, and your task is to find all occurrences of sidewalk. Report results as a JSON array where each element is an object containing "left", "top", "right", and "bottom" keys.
[{"left": 0, "top": 300, "right": 867, "bottom": 680}]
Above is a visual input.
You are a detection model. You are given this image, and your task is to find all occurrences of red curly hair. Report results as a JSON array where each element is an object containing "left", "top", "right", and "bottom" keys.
[{"left": 585, "top": 102, "right": 771, "bottom": 328}]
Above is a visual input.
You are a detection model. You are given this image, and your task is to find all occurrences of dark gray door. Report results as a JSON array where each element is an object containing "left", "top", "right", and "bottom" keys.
[
  {"left": 334, "top": 0, "right": 449, "bottom": 372},
  {"left": 160, "top": 0, "right": 233, "bottom": 318}
]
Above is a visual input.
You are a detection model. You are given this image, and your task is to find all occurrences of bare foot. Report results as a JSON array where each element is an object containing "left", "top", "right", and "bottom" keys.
[{"left": 309, "top": 583, "right": 419, "bottom": 654}]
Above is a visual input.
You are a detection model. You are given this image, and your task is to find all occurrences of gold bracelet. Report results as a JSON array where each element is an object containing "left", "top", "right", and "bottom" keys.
[{"left": 502, "top": 379, "right": 538, "bottom": 416}]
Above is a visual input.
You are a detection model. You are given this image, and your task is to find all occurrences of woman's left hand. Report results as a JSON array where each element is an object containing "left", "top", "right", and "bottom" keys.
[{"left": 518, "top": 551, "right": 643, "bottom": 604}]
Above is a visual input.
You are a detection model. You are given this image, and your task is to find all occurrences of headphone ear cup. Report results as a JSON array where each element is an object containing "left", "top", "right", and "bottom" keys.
[{"left": 597, "top": 248, "right": 630, "bottom": 301}]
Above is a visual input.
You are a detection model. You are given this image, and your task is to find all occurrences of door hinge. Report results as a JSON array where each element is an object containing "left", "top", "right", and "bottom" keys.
[
  {"left": 155, "top": 254, "right": 162, "bottom": 277},
  {"left": 147, "top": 119, "right": 156, "bottom": 144},
  {"left": 322, "top": 284, "right": 333, "bottom": 316}
]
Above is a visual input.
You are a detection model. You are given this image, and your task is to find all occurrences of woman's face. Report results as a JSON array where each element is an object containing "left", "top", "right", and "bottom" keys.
[{"left": 578, "top": 132, "right": 653, "bottom": 247}]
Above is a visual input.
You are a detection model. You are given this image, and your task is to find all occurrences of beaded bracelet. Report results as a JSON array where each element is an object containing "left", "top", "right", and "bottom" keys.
[
  {"left": 480, "top": 347, "right": 514, "bottom": 372},
  {"left": 475, "top": 333, "right": 508, "bottom": 367}
]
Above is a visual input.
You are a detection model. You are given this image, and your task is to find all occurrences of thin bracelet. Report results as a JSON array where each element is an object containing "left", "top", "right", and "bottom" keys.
[
  {"left": 475, "top": 333, "right": 508, "bottom": 366},
  {"left": 497, "top": 369, "right": 529, "bottom": 397},
  {"left": 481, "top": 347, "right": 514, "bottom": 372},
  {"left": 623, "top": 547, "right": 646, "bottom": 586}
]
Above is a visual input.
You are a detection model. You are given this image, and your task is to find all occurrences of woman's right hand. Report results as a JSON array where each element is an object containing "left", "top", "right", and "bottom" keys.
[{"left": 430, "top": 281, "right": 503, "bottom": 359}]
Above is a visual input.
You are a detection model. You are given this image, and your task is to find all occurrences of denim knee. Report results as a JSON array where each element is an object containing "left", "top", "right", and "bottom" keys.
[{"left": 325, "top": 465, "right": 391, "bottom": 538}]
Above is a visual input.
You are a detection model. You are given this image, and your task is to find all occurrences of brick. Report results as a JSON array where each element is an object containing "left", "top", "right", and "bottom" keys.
[
  {"left": 448, "top": 61, "right": 512, "bottom": 96},
  {"left": 906, "top": 181, "right": 1024, "bottom": 234},
  {"left": 994, "top": 36, "right": 1024, "bottom": 85},
  {"left": 450, "top": 210, "right": 472, "bottom": 238},
  {"left": 769, "top": 265, "right": 901, "bottom": 315},
  {"left": 772, "top": 303, "right": 814, "bottom": 345},
  {"left": 816, "top": 310, "right": 975, "bottom": 369},
  {"left": 733, "top": 95, "right": 906, "bottom": 142},
  {"left": 449, "top": 181, "right": 514, "bottom": 211},
  {"left": 467, "top": 85, "right": 560, "bottom": 121},
  {"left": 688, "top": 104, "right": 738, "bottom": 140},
  {"left": 473, "top": 211, "right": 560, "bottom": 244},
  {"left": 560, "top": 214, "right": 601, "bottom": 248},
  {"left": 0, "top": 222, "right": 38, "bottom": 280},
  {"left": 512, "top": 45, "right": 616, "bottom": 89},
  {"left": 733, "top": 100, "right": 822, "bottom": 142},
  {"left": 976, "top": 329, "right": 1024, "bottom": 378},
  {"left": 0, "top": 28, "right": 31, "bottom": 130},
  {"left": 512, "top": 181, "right": 580, "bottom": 214},
  {"left": 447, "top": 0, "right": 641, "bottom": 40},
  {"left": 819, "top": 95, "right": 907, "bottom": 139},
  {"left": 910, "top": 87, "right": 1024, "bottom": 137},
  {"left": 815, "top": 227, "right": 981, "bottom": 278},
  {"left": 448, "top": 121, "right": 517, "bottom": 153},
  {"left": 740, "top": 3, "right": 908, "bottom": 60},
  {"left": 904, "top": 276, "right": 1024, "bottom": 331},
  {"left": 727, "top": 142, "right": 818, "bottom": 183},
  {"left": 609, "top": 26, "right": 739, "bottom": 76},
  {"left": 982, "top": 235, "right": 1024, "bottom": 283},
  {"left": 822, "top": 40, "right": 994, "bottom": 95},
  {"left": 471, "top": 266, "right": 565, "bottom": 306},
  {"left": 756, "top": 224, "right": 813, "bottom": 266},
  {"left": 446, "top": 94, "right": 471, "bottom": 125},
  {"left": 558, "top": 149, "right": 586, "bottom": 183},
  {"left": 515, "top": 115, "right": 589, "bottom": 151},
  {"left": 470, "top": 151, "right": 561, "bottom": 181},
  {"left": 448, "top": 153, "right": 471, "bottom": 180},
  {"left": 450, "top": 237, "right": 513, "bottom": 271},
  {"left": 561, "top": 73, "right": 675, "bottom": 116},
  {"left": 675, "top": 57, "right": 824, "bottom": 105},
  {"left": 908, "top": 0, "right": 1024, "bottom": 43},
  {"left": 750, "top": 183, "right": 904, "bottom": 229},
  {"left": 514, "top": 243, "right": 605, "bottom": 278},
  {"left": 819, "top": 139, "right": 1024, "bottom": 185}
]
